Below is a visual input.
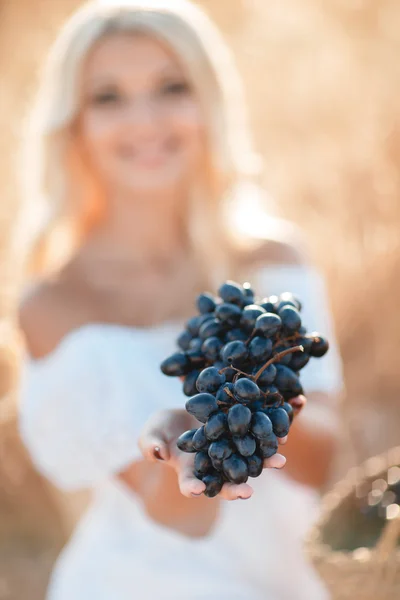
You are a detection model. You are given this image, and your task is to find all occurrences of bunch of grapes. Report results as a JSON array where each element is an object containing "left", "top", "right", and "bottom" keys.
[{"left": 160, "top": 280, "right": 329, "bottom": 497}]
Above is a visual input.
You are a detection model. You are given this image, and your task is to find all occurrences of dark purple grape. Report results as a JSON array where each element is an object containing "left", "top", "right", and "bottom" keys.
[
  {"left": 194, "top": 451, "right": 213, "bottom": 475},
  {"left": 297, "top": 335, "right": 314, "bottom": 353},
  {"left": 278, "top": 305, "right": 302, "bottom": 334},
  {"left": 211, "top": 457, "right": 224, "bottom": 471},
  {"left": 255, "top": 313, "right": 282, "bottom": 337},
  {"left": 192, "top": 426, "right": 209, "bottom": 451},
  {"left": 247, "top": 453, "right": 263, "bottom": 477},
  {"left": 183, "top": 370, "right": 200, "bottom": 397},
  {"left": 218, "top": 281, "right": 245, "bottom": 306},
  {"left": 274, "top": 365, "right": 303, "bottom": 396},
  {"left": 282, "top": 401, "right": 294, "bottom": 424},
  {"left": 262, "top": 385, "right": 283, "bottom": 407},
  {"left": 186, "top": 315, "right": 202, "bottom": 336},
  {"left": 160, "top": 352, "right": 191, "bottom": 376},
  {"left": 267, "top": 407, "right": 290, "bottom": 438},
  {"left": 225, "top": 328, "right": 248, "bottom": 342},
  {"left": 208, "top": 438, "right": 233, "bottom": 461},
  {"left": 189, "top": 337, "right": 203, "bottom": 351},
  {"left": 273, "top": 343, "right": 292, "bottom": 366},
  {"left": 196, "top": 292, "right": 217, "bottom": 314},
  {"left": 251, "top": 411, "right": 273, "bottom": 439},
  {"left": 204, "top": 412, "right": 228, "bottom": 441},
  {"left": 233, "top": 378, "right": 260, "bottom": 403},
  {"left": 250, "top": 399, "right": 265, "bottom": 412},
  {"left": 220, "top": 340, "right": 248, "bottom": 367},
  {"left": 177, "top": 330, "right": 193, "bottom": 351},
  {"left": 216, "top": 383, "right": 235, "bottom": 407},
  {"left": 233, "top": 434, "right": 256, "bottom": 457},
  {"left": 201, "top": 337, "right": 223, "bottom": 361},
  {"left": 215, "top": 302, "right": 242, "bottom": 326},
  {"left": 186, "top": 349, "right": 206, "bottom": 369},
  {"left": 289, "top": 351, "right": 310, "bottom": 371},
  {"left": 310, "top": 334, "right": 329, "bottom": 358},
  {"left": 278, "top": 291, "right": 302, "bottom": 311},
  {"left": 222, "top": 454, "right": 249, "bottom": 484},
  {"left": 248, "top": 336, "right": 273, "bottom": 363},
  {"left": 199, "top": 318, "right": 223, "bottom": 340},
  {"left": 260, "top": 298, "right": 277, "bottom": 313},
  {"left": 255, "top": 363, "right": 277, "bottom": 386},
  {"left": 217, "top": 364, "right": 236, "bottom": 382},
  {"left": 176, "top": 429, "right": 198, "bottom": 452},
  {"left": 258, "top": 433, "right": 278, "bottom": 458},
  {"left": 196, "top": 367, "right": 226, "bottom": 394},
  {"left": 240, "top": 305, "right": 266, "bottom": 333},
  {"left": 185, "top": 393, "right": 218, "bottom": 423},
  {"left": 203, "top": 471, "right": 224, "bottom": 497},
  {"left": 227, "top": 404, "right": 252, "bottom": 436}
]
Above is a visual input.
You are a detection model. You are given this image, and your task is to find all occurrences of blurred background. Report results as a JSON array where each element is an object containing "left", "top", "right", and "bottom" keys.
[{"left": 0, "top": 0, "right": 399, "bottom": 598}]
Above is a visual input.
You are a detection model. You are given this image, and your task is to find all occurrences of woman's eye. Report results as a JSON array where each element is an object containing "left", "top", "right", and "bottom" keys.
[
  {"left": 90, "top": 91, "right": 121, "bottom": 105},
  {"left": 160, "top": 81, "right": 191, "bottom": 96}
]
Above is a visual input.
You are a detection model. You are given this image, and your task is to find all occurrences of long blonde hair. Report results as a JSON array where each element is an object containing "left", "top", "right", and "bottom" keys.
[{"left": 20, "top": 0, "right": 263, "bottom": 281}]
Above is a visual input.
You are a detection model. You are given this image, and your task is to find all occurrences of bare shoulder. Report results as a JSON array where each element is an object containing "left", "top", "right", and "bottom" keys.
[
  {"left": 19, "top": 278, "right": 93, "bottom": 360},
  {"left": 239, "top": 218, "right": 310, "bottom": 272}
]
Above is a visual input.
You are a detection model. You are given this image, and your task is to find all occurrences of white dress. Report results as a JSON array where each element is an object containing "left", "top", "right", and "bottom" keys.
[{"left": 19, "top": 265, "right": 343, "bottom": 600}]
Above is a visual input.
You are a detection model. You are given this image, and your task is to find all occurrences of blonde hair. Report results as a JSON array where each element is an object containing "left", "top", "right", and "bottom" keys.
[{"left": 20, "top": 0, "right": 263, "bottom": 281}]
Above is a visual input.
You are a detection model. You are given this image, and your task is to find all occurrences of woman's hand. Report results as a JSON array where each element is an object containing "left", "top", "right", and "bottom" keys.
[{"left": 138, "top": 396, "right": 306, "bottom": 501}]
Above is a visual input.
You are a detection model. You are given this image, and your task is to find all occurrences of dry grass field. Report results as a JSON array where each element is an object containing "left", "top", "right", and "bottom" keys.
[{"left": 1, "top": 0, "right": 400, "bottom": 597}]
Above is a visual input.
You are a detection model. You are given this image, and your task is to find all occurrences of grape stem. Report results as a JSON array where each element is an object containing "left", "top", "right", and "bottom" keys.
[{"left": 253, "top": 345, "right": 304, "bottom": 381}]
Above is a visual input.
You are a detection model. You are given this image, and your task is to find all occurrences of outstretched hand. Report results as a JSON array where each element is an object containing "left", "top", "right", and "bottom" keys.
[{"left": 138, "top": 395, "right": 306, "bottom": 501}]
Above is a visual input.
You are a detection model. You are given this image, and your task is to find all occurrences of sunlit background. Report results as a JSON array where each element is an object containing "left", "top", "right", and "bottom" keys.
[{"left": 1, "top": 0, "right": 400, "bottom": 598}]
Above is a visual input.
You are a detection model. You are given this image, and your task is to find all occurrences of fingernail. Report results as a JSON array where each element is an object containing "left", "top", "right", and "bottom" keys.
[
  {"left": 191, "top": 492, "right": 202, "bottom": 497},
  {"left": 153, "top": 446, "right": 164, "bottom": 460},
  {"left": 239, "top": 496, "right": 251, "bottom": 500}
]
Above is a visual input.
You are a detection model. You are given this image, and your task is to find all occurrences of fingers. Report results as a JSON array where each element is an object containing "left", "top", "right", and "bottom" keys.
[
  {"left": 278, "top": 435, "right": 288, "bottom": 445},
  {"left": 219, "top": 482, "right": 253, "bottom": 501},
  {"left": 177, "top": 454, "right": 206, "bottom": 498},
  {"left": 263, "top": 453, "right": 286, "bottom": 470}
]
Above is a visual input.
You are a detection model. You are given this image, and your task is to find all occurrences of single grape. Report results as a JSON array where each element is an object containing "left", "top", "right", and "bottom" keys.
[
  {"left": 216, "top": 364, "right": 236, "bottom": 382},
  {"left": 310, "top": 334, "right": 329, "bottom": 357},
  {"left": 215, "top": 302, "right": 242, "bottom": 326},
  {"left": 254, "top": 363, "right": 277, "bottom": 386},
  {"left": 203, "top": 471, "right": 224, "bottom": 497},
  {"left": 192, "top": 426, "right": 209, "bottom": 451},
  {"left": 220, "top": 340, "right": 249, "bottom": 367},
  {"left": 233, "top": 378, "right": 260, "bottom": 403},
  {"left": 160, "top": 352, "right": 191, "bottom": 376},
  {"left": 208, "top": 438, "right": 233, "bottom": 461},
  {"left": 177, "top": 330, "right": 193, "bottom": 351},
  {"left": 186, "top": 315, "right": 202, "bottom": 336},
  {"left": 247, "top": 453, "right": 263, "bottom": 477},
  {"left": 218, "top": 281, "right": 245, "bottom": 306},
  {"left": 186, "top": 349, "right": 206, "bottom": 369},
  {"left": 243, "top": 282, "right": 255, "bottom": 299},
  {"left": 194, "top": 451, "right": 213, "bottom": 475},
  {"left": 274, "top": 365, "right": 303, "bottom": 396},
  {"left": 248, "top": 336, "right": 273, "bottom": 363},
  {"left": 201, "top": 337, "right": 224, "bottom": 362},
  {"left": 260, "top": 298, "right": 277, "bottom": 313},
  {"left": 176, "top": 429, "right": 198, "bottom": 452},
  {"left": 250, "top": 399, "right": 265, "bottom": 412},
  {"left": 196, "top": 292, "right": 217, "bottom": 314},
  {"left": 211, "top": 457, "right": 224, "bottom": 471},
  {"left": 185, "top": 393, "right": 218, "bottom": 423},
  {"left": 289, "top": 351, "right": 310, "bottom": 371},
  {"left": 240, "top": 305, "right": 266, "bottom": 332},
  {"left": 258, "top": 433, "right": 278, "bottom": 458},
  {"left": 251, "top": 411, "right": 273, "bottom": 439},
  {"left": 189, "top": 337, "right": 203, "bottom": 351},
  {"left": 196, "top": 367, "right": 226, "bottom": 394},
  {"left": 204, "top": 412, "right": 228, "bottom": 441},
  {"left": 233, "top": 434, "right": 256, "bottom": 457},
  {"left": 267, "top": 407, "right": 290, "bottom": 438},
  {"left": 183, "top": 369, "right": 200, "bottom": 397},
  {"left": 278, "top": 305, "right": 302, "bottom": 334},
  {"left": 296, "top": 335, "right": 314, "bottom": 353},
  {"left": 199, "top": 318, "right": 223, "bottom": 340},
  {"left": 262, "top": 385, "right": 283, "bottom": 406},
  {"left": 225, "top": 328, "right": 248, "bottom": 342},
  {"left": 282, "top": 401, "right": 294, "bottom": 424},
  {"left": 227, "top": 404, "right": 252, "bottom": 436},
  {"left": 222, "top": 454, "right": 249, "bottom": 484},
  {"left": 272, "top": 343, "right": 292, "bottom": 366},
  {"left": 255, "top": 313, "right": 282, "bottom": 337}
]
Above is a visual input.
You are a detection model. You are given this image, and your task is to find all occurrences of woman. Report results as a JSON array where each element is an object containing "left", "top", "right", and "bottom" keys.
[{"left": 18, "top": 1, "right": 343, "bottom": 598}]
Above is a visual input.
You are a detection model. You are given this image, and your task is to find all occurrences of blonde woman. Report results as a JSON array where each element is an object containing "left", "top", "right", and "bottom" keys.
[{"left": 18, "top": 1, "right": 343, "bottom": 598}]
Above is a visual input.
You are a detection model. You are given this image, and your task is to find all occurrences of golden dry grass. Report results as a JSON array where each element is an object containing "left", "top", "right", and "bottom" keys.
[{"left": 1, "top": 0, "right": 400, "bottom": 597}]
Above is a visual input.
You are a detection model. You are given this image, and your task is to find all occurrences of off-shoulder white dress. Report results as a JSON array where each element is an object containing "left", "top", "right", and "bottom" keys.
[{"left": 19, "top": 266, "right": 343, "bottom": 600}]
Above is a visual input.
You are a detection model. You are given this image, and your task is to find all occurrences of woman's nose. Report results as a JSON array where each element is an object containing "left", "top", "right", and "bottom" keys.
[{"left": 121, "top": 96, "right": 161, "bottom": 132}]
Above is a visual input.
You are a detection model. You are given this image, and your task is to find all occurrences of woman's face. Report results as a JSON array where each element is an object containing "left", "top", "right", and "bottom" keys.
[{"left": 76, "top": 33, "right": 206, "bottom": 195}]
